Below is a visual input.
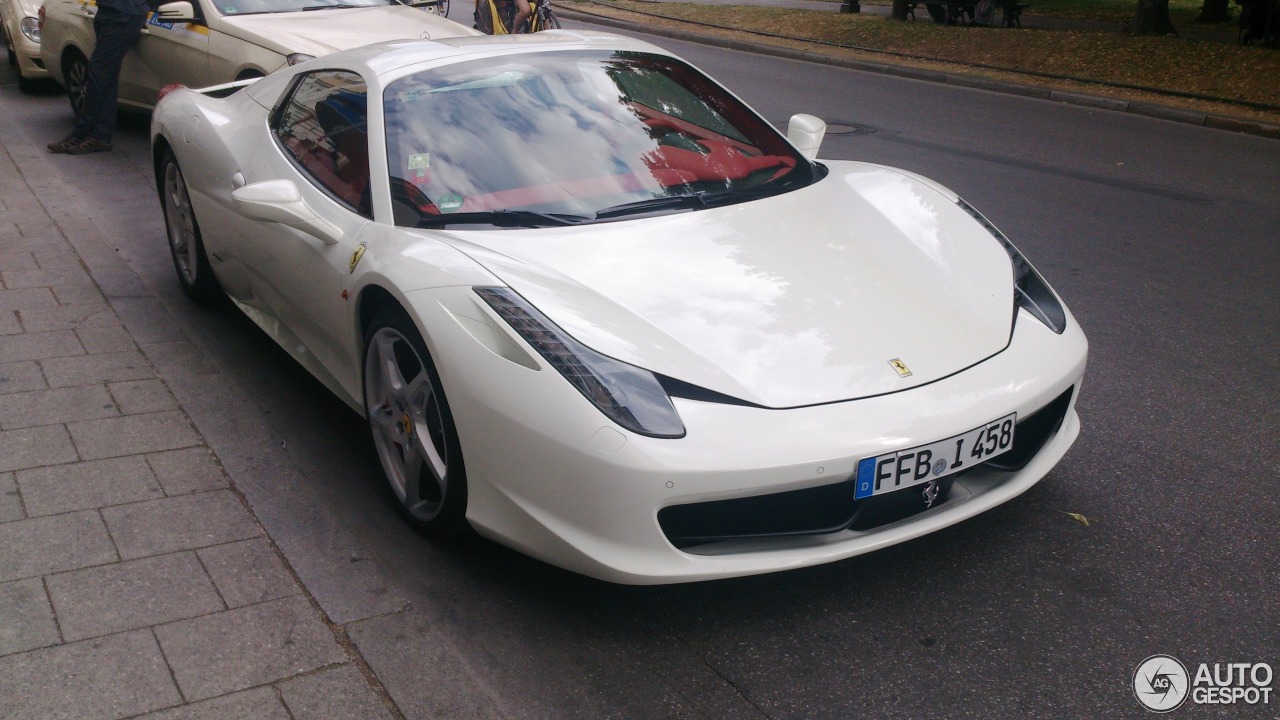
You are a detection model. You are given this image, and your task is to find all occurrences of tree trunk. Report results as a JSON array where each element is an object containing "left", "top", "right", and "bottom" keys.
[
  {"left": 1133, "top": 0, "right": 1179, "bottom": 34},
  {"left": 1196, "top": 0, "right": 1230, "bottom": 22},
  {"left": 891, "top": 0, "right": 911, "bottom": 20}
]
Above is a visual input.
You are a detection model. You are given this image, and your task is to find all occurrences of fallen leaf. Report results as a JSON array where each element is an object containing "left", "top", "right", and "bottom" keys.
[{"left": 1063, "top": 511, "right": 1090, "bottom": 526}]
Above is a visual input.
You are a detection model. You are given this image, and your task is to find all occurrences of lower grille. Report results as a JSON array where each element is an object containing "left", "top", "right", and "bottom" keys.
[{"left": 657, "top": 386, "right": 1076, "bottom": 550}]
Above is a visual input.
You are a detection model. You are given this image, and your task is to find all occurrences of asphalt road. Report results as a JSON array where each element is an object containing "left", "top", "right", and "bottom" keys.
[{"left": 2, "top": 17, "right": 1278, "bottom": 719}]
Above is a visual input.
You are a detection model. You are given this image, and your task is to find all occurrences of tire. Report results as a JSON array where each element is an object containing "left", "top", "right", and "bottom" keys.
[
  {"left": 64, "top": 50, "right": 88, "bottom": 119},
  {"left": 159, "top": 151, "right": 221, "bottom": 303},
  {"left": 542, "top": 9, "right": 560, "bottom": 28},
  {"left": 439, "top": 0, "right": 450, "bottom": 15},
  {"left": 363, "top": 307, "right": 468, "bottom": 537},
  {"left": 4, "top": 25, "right": 16, "bottom": 67}
]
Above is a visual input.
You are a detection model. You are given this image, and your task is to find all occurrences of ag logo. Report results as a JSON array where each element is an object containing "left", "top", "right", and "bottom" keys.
[{"left": 1134, "top": 654, "right": 1190, "bottom": 713}]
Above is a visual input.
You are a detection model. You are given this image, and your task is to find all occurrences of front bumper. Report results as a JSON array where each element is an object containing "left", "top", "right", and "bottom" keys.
[
  {"left": 11, "top": 27, "right": 48, "bottom": 80},
  {"left": 411, "top": 286, "right": 1088, "bottom": 584}
]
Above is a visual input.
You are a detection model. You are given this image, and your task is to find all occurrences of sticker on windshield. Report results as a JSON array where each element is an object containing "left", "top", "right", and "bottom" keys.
[
  {"left": 437, "top": 194, "right": 464, "bottom": 213},
  {"left": 225, "top": 6, "right": 238, "bottom": 12},
  {"left": 408, "top": 153, "right": 430, "bottom": 171}
]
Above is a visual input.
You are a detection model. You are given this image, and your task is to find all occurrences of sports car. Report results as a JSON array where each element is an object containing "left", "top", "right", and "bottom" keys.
[
  {"left": 150, "top": 30, "right": 1087, "bottom": 584},
  {"left": 39, "top": 0, "right": 475, "bottom": 117}
]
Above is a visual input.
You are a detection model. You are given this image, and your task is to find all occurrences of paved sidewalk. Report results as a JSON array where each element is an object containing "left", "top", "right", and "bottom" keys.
[{"left": 0, "top": 117, "right": 399, "bottom": 718}]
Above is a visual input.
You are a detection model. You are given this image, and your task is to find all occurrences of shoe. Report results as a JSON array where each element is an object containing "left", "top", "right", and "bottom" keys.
[
  {"left": 65, "top": 137, "right": 112, "bottom": 155},
  {"left": 47, "top": 135, "right": 86, "bottom": 153}
]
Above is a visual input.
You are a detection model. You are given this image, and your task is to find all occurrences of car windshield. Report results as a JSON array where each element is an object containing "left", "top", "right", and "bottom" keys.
[
  {"left": 383, "top": 50, "right": 817, "bottom": 227},
  {"left": 216, "top": 0, "right": 398, "bottom": 17}
]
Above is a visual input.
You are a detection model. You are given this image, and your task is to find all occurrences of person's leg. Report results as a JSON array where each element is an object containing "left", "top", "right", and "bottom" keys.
[
  {"left": 512, "top": 0, "right": 530, "bottom": 32},
  {"left": 74, "top": 7, "right": 146, "bottom": 143}
]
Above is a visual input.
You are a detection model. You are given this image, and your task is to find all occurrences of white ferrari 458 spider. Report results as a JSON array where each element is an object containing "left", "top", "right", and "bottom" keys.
[{"left": 151, "top": 30, "right": 1087, "bottom": 584}]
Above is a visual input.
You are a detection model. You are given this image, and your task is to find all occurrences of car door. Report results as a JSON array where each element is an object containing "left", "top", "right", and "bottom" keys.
[
  {"left": 239, "top": 69, "right": 373, "bottom": 394},
  {"left": 120, "top": 0, "right": 211, "bottom": 104}
]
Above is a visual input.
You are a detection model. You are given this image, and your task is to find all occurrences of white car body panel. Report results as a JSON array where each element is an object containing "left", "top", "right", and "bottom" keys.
[
  {"left": 40, "top": 0, "right": 477, "bottom": 111},
  {"left": 439, "top": 162, "right": 1016, "bottom": 407},
  {"left": 2, "top": 0, "right": 49, "bottom": 81},
  {"left": 151, "top": 33, "right": 1089, "bottom": 583}
]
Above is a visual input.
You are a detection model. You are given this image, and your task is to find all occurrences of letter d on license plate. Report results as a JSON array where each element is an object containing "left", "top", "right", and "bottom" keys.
[{"left": 854, "top": 413, "right": 1016, "bottom": 500}]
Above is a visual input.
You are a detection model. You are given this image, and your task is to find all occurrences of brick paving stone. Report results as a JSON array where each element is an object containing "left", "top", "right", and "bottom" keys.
[
  {"left": 76, "top": 325, "right": 136, "bottom": 354},
  {"left": 0, "top": 286, "right": 57, "bottom": 311},
  {"left": 134, "top": 687, "right": 291, "bottom": 720},
  {"left": 154, "top": 595, "right": 348, "bottom": 701},
  {"left": 32, "top": 250, "right": 81, "bottom": 271},
  {"left": 197, "top": 538, "right": 299, "bottom": 608},
  {"left": 0, "top": 329, "right": 83, "bottom": 364},
  {"left": 47, "top": 552, "right": 225, "bottom": 642},
  {"left": 278, "top": 663, "right": 394, "bottom": 720},
  {"left": 0, "top": 251, "right": 39, "bottom": 272},
  {"left": 0, "top": 472, "right": 23, "bottom": 522},
  {"left": 0, "top": 265, "right": 94, "bottom": 289},
  {"left": 18, "top": 304, "right": 119, "bottom": 333},
  {"left": 51, "top": 282, "right": 107, "bottom": 305},
  {"left": 41, "top": 349, "right": 154, "bottom": 387},
  {"left": 109, "top": 379, "right": 178, "bottom": 415},
  {"left": 17, "top": 456, "right": 163, "bottom": 517},
  {"left": 0, "top": 629, "right": 182, "bottom": 719},
  {"left": 0, "top": 578, "right": 59, "bottom": 656},
  {"left": 0, "top": 384, "right": 118, "bottom": 430},
  {"left": 0, "top": 511, "right": 117, "bottom": 582},
  {"left": 0, "top": 425, "right": 79, "bottom": 474},
  {"left": 0, "top": 235, "right": 71, "bottom": 254},
  {"left": 101, "top": 490, "right": 262, "bottom": 560},
  {"left": 0, "top": 309, "right": 19, "bottom": 334},
  {"left": 69, "top": 410, "right": 201, "bottom": 460},
  {"left": 146, "top": 447, "right": 228, "bottom": 495},
  {"left": 0, "top": 360, "right": 47, "bottom": 395}
]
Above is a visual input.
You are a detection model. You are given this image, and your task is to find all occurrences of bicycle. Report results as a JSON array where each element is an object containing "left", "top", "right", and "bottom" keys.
[
  {"left": 474, "top": 0, "right": 558, "bottom": 33},
  {"left": 525, "top": 0, "right": 560, "bottom": 31}
]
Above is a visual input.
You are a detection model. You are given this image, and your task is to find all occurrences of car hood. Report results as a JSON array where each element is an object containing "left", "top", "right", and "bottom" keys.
[
  {"left": 216, "top": 6, "right": 478, "bottom": 58},
  {"left": 438, "top": 161, "right": 1017, "bottom": 408}
]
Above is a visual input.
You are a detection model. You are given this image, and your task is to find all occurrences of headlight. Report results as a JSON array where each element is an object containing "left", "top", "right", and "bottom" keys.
[
  {"left": 20, "top": 16, "right": 40, "bottom": 43},
  {"left": 475, "top": 287, "right": 686, "bottom": 438},
  {"left": 286, "top": 53, "right": 314, "bottom": 66},
  {"left": 958, "top": 199, "right": 1066, "bottom": 334}
]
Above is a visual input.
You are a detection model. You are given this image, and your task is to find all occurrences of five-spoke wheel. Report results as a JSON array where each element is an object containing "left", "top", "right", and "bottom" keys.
[
  {"left": 363, "top": 308, "right": 467, "bottom": 536},
  {"left": 160, "top": 152, "right": 220, "bottom": 302}
]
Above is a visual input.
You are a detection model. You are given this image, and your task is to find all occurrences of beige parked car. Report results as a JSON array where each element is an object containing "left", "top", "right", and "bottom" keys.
[
  {"left": 2, "top": 0, "right": 48, "bottom": 90},
  {"left": 38, "top": 0, "right": 477, "bottom": 116}
]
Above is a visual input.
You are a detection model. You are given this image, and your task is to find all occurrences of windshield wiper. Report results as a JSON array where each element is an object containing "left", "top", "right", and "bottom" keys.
[
  {"left": 593, "top": 186, "right": 789, "bottom": 220},
  {"left": 300, "top": 3, "right": 362, "bottom": 9},
  {"left": 592, "top": 193, "right": 708, "bottom": 220},
  {"left": 416, "top": 209, "right": 589, "bottom": 229}
]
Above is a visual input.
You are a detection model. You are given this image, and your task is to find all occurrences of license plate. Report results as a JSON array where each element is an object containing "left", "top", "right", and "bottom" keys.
[{"left": 854, "top": 413, "right": 1017, "bottom": 500}]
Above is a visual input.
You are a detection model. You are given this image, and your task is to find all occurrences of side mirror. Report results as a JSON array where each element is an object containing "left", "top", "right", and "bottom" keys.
[
  {"left": 787, "top": 114, "right": 827, "bottom": 161},
  {"left": 232, "top": 180, "right": 342, "bottom": 245},
  {"left": 155, "top": 1, "right": 196, "bottom": 21}
]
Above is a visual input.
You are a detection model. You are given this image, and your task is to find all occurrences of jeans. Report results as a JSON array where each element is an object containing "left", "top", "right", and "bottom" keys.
[{"left": 73, "top": 6, "right": 147, "bottom": 142}]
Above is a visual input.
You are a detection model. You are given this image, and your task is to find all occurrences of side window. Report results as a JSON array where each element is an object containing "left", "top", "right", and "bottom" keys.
[{"left": 272, "top": 70, "right": 372, "bottom": 218}]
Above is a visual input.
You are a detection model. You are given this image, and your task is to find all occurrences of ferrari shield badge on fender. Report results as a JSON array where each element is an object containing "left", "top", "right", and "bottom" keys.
[
  {"left": 888, "top": 358, "right": 912, "bottom": 378},
  {"left": 348, "top": 243, "right": 367, "bottom": 274}
]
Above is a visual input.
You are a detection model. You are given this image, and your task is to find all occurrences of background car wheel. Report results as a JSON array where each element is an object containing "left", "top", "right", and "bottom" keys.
[
  {"left": 64, "top": 50, "right": 88, "bottom": 119},
  {"left": 159, "top": 151, "right": 221, "bottom": 303},
  {"left": 363, "top": 308, "right": 468, "bottom": 538},
  {"left": 5, "top": 26, "right": 17, "bottom": 67}
]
